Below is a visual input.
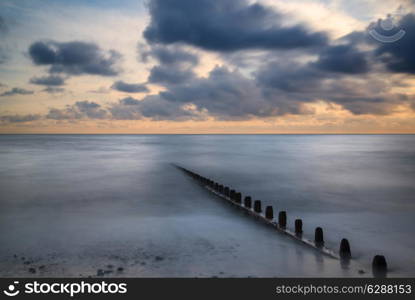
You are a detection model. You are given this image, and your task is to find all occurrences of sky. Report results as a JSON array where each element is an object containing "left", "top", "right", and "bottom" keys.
[{"left": 0, "top": 0, "right": 414, "bottom": 134}]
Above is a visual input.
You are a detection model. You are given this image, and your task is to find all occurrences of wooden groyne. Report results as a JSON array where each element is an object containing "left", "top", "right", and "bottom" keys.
[{"left": 175, "top": 164, "right": 389, "bottom": 277}]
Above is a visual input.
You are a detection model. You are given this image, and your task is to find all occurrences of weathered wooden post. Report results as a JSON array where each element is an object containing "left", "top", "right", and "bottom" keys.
[
  {"left": 278, "top": 211, "right": 287, "bottom": 228},
  {"left": 295, "top": 219, "right": 303, "bottom": 235},
  {"left": 224, "top": 187, "right": 230, "bottom": 197},
  {"left": 339, "top": 238, "right": 351, "bottom": 259},
  {"left": 372, "top": 255, "right": 387, "bottom": 278},
  {"left": 230, "top": 190, "right": 235, "bottom": 201},
  {"left": 235, "top": 192, "right": 242, "bottom": 204},
  {"left": 265, "top": 206, "right": 273, "bottom": 220},
  {"left": 254, "top": 200, "right": 262, "bottom": 213},
  {"left": 314, "top": 227, "right": 324, "bottom": 247},
  {"left": 244, "top": 196, "right": 252, "bottom": 208}
]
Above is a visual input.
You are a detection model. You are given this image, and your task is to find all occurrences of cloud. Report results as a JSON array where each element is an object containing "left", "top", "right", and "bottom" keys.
[
  {"left": 140, "top": 44, "right": 198, "bottom": 66},
  {"left": 43, "top": 87, "right": 65, "bottom": 94},
  {"left": 313, "top": 44, "right": 370, "bottom": 74},
  {"left": 88, "top": 87, "right": 110, "bottom": 94},
  {"left": 0, "top": 114, "right": 41, "bottom": 123},
  {"left": 109, "top": 96, "right": 200, "bottom": 121},
  {"left": 0, "top": 87, "right": 34, "bottom": 97},
  {"left": 46, "top": 101, "right": 108, "bottom": 120},
  {"left": 160, "top": 66, "right": 276, "bottom": 119},
  {"left": 374, "top": 13, "right": 415, "bottom": 74},
  {"left": 143, "top": 0, "right": 328, "bottom": 51},
  {"left": 29, "top": 41, "right": 121, "bottom": 76},
  {"left": 119, "top": 96, "right": 140, "bottom": 105},
  {"left": 140, "top": 44, "right": 199, "bottom": 86},
  {"left": 148, "top": 65, "right": 195, "bottom": 85},
  {"left": 0, "top": 47, "right": 7, "bottom": 64},
  {"left": 30, "top": 75, "right": 65, "bottom": 86},
  {"left": 111, "top": 80, "right": 148, "bottom": 93},
  {"left": 0, "top": 15, "right": 8, "bottom": 64},
  {"left": 255, "top": 58, "right": 404, "bottom": 115},
  {"left": 0, "top": 16, "right": 6, "bottom": 33},
  {"left": 256, "top": 61, "right": 325, "bottom": 93}
]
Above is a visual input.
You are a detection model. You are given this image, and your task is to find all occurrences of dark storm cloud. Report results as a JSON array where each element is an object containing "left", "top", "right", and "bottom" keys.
[
  {"left": 140, "top": 44, "right": 199, "bottom": 87},
  {"left": 255, "top": 59, "right": 403, "bottom": 115},
  {"left": 160, "top": 66, "right": 276, "bottom": 119},
  {"left": 120, "top": 96, "right": 140, "bottom": 105},
  {"left": 46, "top": 101, "right": 108, "bottom": 120},
  {"left": 0, "top": 87, "right": 34, "bottom": 97},
  {"left": 109, "top": 96, "right": 199, "bottom": 120},
  {"left": 374, "top": 13, "right": 415, "bottom": 74},
  {"left": 313, "top": 44, "right": 370, "bottom": 74},
  {"left": 30, "top": 75, "right": 65, "bottom": 86},
  {"left": 328, "top": 96, "right": 391, "bottom": 115},
  {"left": 0, "top": 114, "right": 41, "bottom": 123},
  {"left": 143, "top": 0, "right": 328, "bottom": 51},
  {"left": 148, "top": 65, "right": 195, "bottom": 85},
  {"left": 29, "top": 41, "right": 121, "bottom": 76},
  {"left": 111, "top": 80, "right": 148, "bottom": 93},
  {"left": 255, "top": 61, "right": 326, "bottom": 93}
]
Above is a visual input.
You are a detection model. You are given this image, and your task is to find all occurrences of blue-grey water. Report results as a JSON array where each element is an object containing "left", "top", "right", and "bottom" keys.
[{"left": 0, "top": 134, "right": 414, "bottom": 277}]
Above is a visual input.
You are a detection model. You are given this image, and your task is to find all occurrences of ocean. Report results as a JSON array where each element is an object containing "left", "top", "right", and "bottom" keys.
[{"left": 0, "top": 134, "right": 414, "bottom": 277}]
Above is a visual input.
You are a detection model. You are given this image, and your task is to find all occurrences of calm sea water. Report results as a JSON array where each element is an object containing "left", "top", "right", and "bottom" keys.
[{"left": 0, "top": 134, "right": 414, "bottom": 277}]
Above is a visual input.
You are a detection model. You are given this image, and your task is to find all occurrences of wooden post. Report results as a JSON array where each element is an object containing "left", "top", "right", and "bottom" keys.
[
  {"left": 295, "top": 219, "right": 303, "bottom": 235},
  {"left": 314, "top": 227, "right": 324, "bottom": 247},
  {"left": 224, "top": 187, "right": 230, "bottom": 197},
  {"left": 229, "top": 189, "right": 235, "bottom": 200},
  {"left": 254, "top": 200, "right": 262, "bottom": 213},
  {"left": 244, "top": 196, "right": 252, "bottom": 208},
  {"left": 372, "top": 255, "right": 387, "bottom": 278},
  {"left": 278, "top": 211, "right": 287, "bottom": 228},
  {"left": 339, "top": 238, "right": 351, "bottom": 259},
  {"left": 265, "top": 206, "right": 273, "bottom": 219},
  {"left": 235, "top": 192, "right": 242, "bottom": 204}
]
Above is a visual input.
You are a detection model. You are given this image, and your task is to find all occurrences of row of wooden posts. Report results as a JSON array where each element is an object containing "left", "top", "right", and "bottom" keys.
[{"left": 176, "top": 165, "right": 389, "bottom": 277}]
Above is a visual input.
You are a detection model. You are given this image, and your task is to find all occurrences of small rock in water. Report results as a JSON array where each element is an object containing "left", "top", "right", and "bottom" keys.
[
  {"left": 155, "top": 256, "right": 164, "bottom": 261},
  {"left": 23, "top": 261, "right": 31, "bottom": 265},
  {"left": 97, "top": 269, "right": 104, "bottom": 277},
  {"left": 107, "top": 264, "right": 113, "bottom": 269},
  {"left": 104, "top": 270, "right": 113, "bottom": 275},
  {"left": 117, "top": 267, "right": 124, "bottom": 272},
  {"left": 358, "top": 270, "right": 365, "bottom": 274},
  {"left": 28, "top": 268, "right": 36, "bottom": 274},
  {"left": 39, "top": 265, "right": 45, "bottom": 270}
]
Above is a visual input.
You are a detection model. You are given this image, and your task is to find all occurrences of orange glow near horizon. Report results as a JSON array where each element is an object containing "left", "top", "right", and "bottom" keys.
[{"left": 1, "top": 101, "right": 414, "bottom": 134}]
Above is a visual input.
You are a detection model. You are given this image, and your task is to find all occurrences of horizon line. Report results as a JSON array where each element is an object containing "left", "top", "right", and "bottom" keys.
[{"left": 1, "top": 133, "right": 414, "bottom": 135}]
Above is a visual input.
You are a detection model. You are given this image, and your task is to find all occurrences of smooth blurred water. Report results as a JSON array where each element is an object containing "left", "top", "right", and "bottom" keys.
[{"left": 0, "top": 134, "right": 414, "bottom": 277}]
